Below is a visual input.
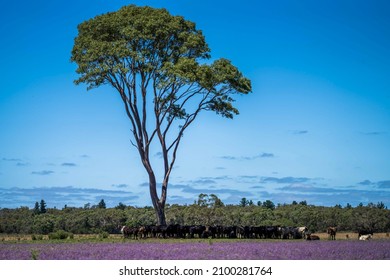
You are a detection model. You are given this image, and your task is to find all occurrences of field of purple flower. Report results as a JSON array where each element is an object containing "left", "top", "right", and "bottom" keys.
[{"left": 1, "top": 240, "right": 390, "bottom": 260}]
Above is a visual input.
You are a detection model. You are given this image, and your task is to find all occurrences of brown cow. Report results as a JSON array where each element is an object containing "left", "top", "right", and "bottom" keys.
[
  {"left": 327, "top": 227, "right": 337, "bottom": 240},
  {"left": 306, "top": 233, "right": 320, "bottom": 240},
  {"left": 120, "top": 226, "right": 138, "bottom": 239}
]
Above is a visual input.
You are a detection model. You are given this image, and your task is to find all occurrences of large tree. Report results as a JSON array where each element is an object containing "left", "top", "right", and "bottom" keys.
[{"left": 71, "top": 5, "right": 251, "bottom": 225}]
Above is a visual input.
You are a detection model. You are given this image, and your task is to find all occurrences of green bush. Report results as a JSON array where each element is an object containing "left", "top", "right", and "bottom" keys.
[
  {"left": 98, "top": 231, "right": 109, "bottom": 239},
  {"left": 48, "top": 230, "right": 73, "bottom": 240},
  {"left": 31, "top": 234, "right": 43, "bottom": 241},
  {"left": 30, "top": 249, "right": 39, "bottom": 260}
]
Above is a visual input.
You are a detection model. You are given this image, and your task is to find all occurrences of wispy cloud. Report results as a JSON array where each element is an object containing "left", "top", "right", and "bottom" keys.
[
  {"left": 361, "top": 131, "right": 386, "bottom": 136},
  {"left": 260, "top": 176, "right": 311, "bottom": 184},
  {"left": 356, "top": 180, "right": 390, "bottom": 189},
  {"left": 2, "top": 158, "right": 30, "bottom": 166},
  {"left": 259, "top": 153, "right": 274, "bottom": 158},
  {"left": 377, "top": 180, "right": 390, "bottom": 189},
  {"left": 31, "top": 170, "right": 54, "bottom": 175},
  {"left": 221, "top": 155, "right": 237, "bottom": 160},
  {"left": 191, "top": 179, "right": 217, "bottom": 185},
  {"left": 61, "top": 162, "right": 77, "bottom": 167},
  {"left": 181, "top": 186, "right": 252, "bottom": 197},
  {"left": 0, "top": 186, "right": 140, "bottom": 208},
  {"left": 237, "top": 175, "right": 261, "bottom": 184},
  {"left": 239, "top": 175, "right": 259, "bottom": 180},
  {"left": 251, "top": 184, "right": 390, "bottom": 207},
  {"left": 139, "top": 182, "right": 190, "bottom": 190},
  {"left": 215, "top": 167, "right": 226, "bottom": 170},
  {"left": 358, "top": 180, "right": 374, "bottom": 186},
  {"left": 221, "top": 152, "right": 274, "bottom": 161},
  {"left": 154, "top": 152, "right": 163, "bottom": 159},
  {"left": 198, "top": 176, "right": 232, "bottom": 182},
  {"left": 291, "top": 130, "right": 309, "bottom": 135},
  {"left": 277, "top": 184, "right": 345, "bottom": 194},
  {"left": 2, "top": 158, "right": 22, "bottom": 162},
  {"left": 140, "top": 180, "right": 252, "bottom": 198},
  {"left": 250, "top": 185, "right": 265, "bottom": 189},
  {"left": 112, "top": 184, "right": 129, "bottom": 188},
  {"left": 2, "top": 177, "right": 390, "bottom": 209}
]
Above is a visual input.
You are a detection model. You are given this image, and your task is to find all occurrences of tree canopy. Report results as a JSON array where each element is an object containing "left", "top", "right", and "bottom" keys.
[
  {"left": 71, "top": 5, "right": 251, "bottom": 225},
  {"left": 1, "top": 199, "right": 389, "bottom": 235}
]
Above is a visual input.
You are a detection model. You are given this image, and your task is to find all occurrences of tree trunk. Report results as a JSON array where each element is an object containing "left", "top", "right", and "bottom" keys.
[
  {"left": 155, "top": 203, "right": 167, "bottom": 226},
  {"left": 148, "top": 170, "right": 167, "bottom": 226}
]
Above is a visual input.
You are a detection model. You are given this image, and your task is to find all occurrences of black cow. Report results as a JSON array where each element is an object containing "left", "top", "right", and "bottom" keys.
[
  {"left": 201, "top": 226, "right": 215, "bottom": 238},
  {"left": 206, "top": 226, "right": 217, "bottom": 239},
  {"left": 236, "top": 226, "right": 245, "bottom": 239},
  {"left": 265, "top": 226, "right": 281, "bottom": 239},
  {"left": 178, "top": 225, "right": 190, "bottom": 238},
  {"left": 189, "top": 225, "right": 205, "bottom": 238},
  {"left": 152, "top": 225, "right": 167, "bottom": 238},
  {"left": 244, "top": 226, "right": 253, "bottom": 238},
  {"left": 166, "top": 224, "right": 181, "bottom": 238},
  {"left": 291, "top": 228, "right": 303, "bottom": 239},
  {"left": 281, "top": 226, "right": 294, "bottom": 239},
  {"left": 220, "top": 226, "right": 232, "bottom": 238},
  {"left": 252, "top": 226, "right": 266, "bottom": 239}
]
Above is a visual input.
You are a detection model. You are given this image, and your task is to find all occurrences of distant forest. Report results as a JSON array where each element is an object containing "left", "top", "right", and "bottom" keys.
[{"left": 0, "top": 194, "right": 389, "bottom": 235}]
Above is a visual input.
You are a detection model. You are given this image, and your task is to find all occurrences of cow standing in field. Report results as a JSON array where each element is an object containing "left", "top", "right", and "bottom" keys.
[
  {"left": 189, "top": 225, "right": 206, "bottom": 238},
  {"left": 290, "top": 227, "right": 307, "bottom": 239},
  {"left": 121, "top": 226, "right": 138, "bottom": 239},
  {"left": 120, "top": 225, "right": 128, "bottom": 237},
  {"left": 280, "top": 226, "right": 294, "bottom": 239},
  {"left": 296, "top": 226, "right": 308, "bottom": 239},
  {"left": 327, "top": 227, "right": 337, "bottom": 240}
]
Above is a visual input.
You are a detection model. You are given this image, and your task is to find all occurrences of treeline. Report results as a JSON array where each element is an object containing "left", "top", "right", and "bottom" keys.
[{"left": 0, "top": 195, "right": 389, "bottom": 235}]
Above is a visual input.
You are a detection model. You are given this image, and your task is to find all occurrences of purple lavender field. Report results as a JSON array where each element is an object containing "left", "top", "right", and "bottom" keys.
[{"left": 1, "top": 240, "right": 390, "bottom": 260}]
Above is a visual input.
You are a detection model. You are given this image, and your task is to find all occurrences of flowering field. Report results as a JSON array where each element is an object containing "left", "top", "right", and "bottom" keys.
[{"left": 1, "top": 240, "right": 390, "bottom": 260}]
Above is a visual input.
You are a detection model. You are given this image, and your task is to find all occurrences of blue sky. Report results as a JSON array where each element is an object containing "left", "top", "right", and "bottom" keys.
[{"left": 1, "top": 0, "right": 389, "bottom": 209}]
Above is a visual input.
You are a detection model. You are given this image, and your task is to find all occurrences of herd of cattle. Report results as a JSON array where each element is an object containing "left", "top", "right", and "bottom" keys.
[{"left": 120, "top": 224, "right": 375, "bottom": 241}]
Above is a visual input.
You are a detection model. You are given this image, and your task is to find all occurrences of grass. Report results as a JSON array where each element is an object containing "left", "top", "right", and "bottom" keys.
[{"left": 314, "top": 232, "right": 390, "bottom": 240}]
